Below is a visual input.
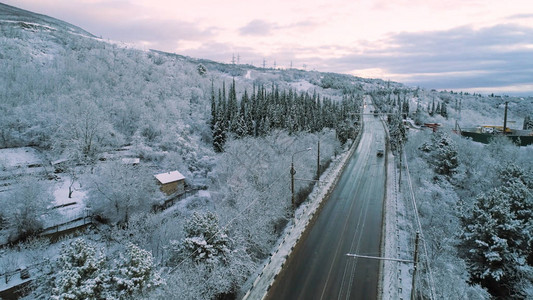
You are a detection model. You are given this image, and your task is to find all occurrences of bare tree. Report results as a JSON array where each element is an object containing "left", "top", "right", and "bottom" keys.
[
  {"left": 87, "top": 161, "right": 162, "bottom": 224},
  {"left": 1, "top": 179, "right": 53, "bottom": 242}
]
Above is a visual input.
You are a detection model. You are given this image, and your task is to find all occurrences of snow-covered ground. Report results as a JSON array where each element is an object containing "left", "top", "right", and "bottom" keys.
[
  {"left": 289, "top": 80, "right": 316, "bottom": 93},
  {"left": 43, "top": 177, "right": 88, "bottom": 228},
  {"left": 0, "top": 146, "right": 88, "bottom": 241},
  {"left": 0, "top": 274, "right": 32, "bottom": 296},
  {"left": 381, "top": 150, "right": 414, "bottom": 300},
  {"left": 0, "top": 147, "right": 42, "bottom": 169}
]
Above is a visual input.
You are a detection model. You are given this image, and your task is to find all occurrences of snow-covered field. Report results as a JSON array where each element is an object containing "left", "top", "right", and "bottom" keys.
[
  {"left": 290, "top": 80, "right": 316, "bottom": 92},
  {"left": 0, "top": 147, "right": 42, "bottom": 169},
  {"left": 45, "top": 177, "right": 88, "bottom": 227}
]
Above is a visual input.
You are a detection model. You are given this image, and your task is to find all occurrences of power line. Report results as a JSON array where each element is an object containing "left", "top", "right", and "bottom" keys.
[{"left": 403, "top": 149, "right": 437, "bottom": 300}]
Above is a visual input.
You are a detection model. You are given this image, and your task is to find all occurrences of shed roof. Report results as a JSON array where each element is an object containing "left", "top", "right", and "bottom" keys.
[
  {"left": 121, "top": 157, "right": 140, "bottom": 164},
  {"left": 154, "top": 171, "right": 185, "bottom": 184}
]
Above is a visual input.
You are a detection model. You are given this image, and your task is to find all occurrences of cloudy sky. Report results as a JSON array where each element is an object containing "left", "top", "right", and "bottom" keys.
[{"left": 5, "top": 0, "right": 533, "bottom": 95}]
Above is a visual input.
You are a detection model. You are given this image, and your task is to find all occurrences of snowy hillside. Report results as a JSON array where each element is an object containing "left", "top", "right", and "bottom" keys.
[
  {"left": 1, "top": 3, "right": 533, "bottom": 300},
  {"left": 0, "top": 3, "right": 93, "bottom": 37}
]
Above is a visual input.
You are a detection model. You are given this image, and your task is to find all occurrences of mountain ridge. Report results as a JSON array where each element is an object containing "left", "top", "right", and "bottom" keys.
[{"left": 0, "top": 2, "right": 94, "bottom": 37}]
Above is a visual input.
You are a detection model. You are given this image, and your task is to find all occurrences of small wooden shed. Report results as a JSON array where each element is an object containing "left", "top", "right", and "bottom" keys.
[{"left": 154, "top": 171, "right": 186, "bottom": 195}]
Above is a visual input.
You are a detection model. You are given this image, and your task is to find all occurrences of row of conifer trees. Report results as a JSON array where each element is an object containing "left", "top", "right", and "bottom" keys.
[{"left": 210, "top": 79, "right": 361, "bottom": 152}]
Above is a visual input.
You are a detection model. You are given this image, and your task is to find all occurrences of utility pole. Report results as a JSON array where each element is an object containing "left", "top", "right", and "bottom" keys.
[
  {"left": 503, "top": 101, "right": 509, "bottom": 135},
  {"left": 398, "top": 139, "right": 402, "bottom": 192},
  {"left": 411, "top": 232, "right": 420, "bottom": 300},
  {"left": 317, "top": 139, "right": 320, "bottom": 180},
  {"left": 459, "top": 98, "right": 462, "bottom": 119},
  {"left": 398, "top": 108, "right": 403, "bottom": 192},
  {"left": 291, "top": 148, "right": 311, "bottom": 217},
  {"left": 291, "top": 161, "right": 296, "bottom": 213},
  {"left": 262, "top": 58, "right": 266, "bottom": 69}
]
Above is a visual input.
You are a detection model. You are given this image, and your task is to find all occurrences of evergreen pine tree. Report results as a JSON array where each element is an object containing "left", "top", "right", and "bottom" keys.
[
  {"left": 461, "top": 189, "right": 529, "bottom": 297},
  {"left": 50, "top": 238, "right": 109, "bottom": 300},
  {"left": 441, "top": 102, "right": 448, "bottom": 119},
  {"left": 388, "top": 113, "right": 406, "bottom": 154},
  {"left": 210, "top": 81, "right": 216, "bottom": 130},
  {"left": 402, "top": 99, "right": 409, "bottom": 119},
  {"left": 433, "top": 133, "right": 458, "bottom": 176},
  {"left": 235, "top": 115, "right": 248, "bottom": 138},
  {"left": 197, "top": 64, "right": 207, "bottom": 76},
  {"left": 173, "top": 211, "right": 231, "bottom": 265},
  {"left": 435, "top": 102, "right": 441, "bottom": 115},
  {"left": 113, "top": 243, "right": 162, "bottom": 298},
  {"left": 212, "top": 121, "right": 226, "bottom": 153},
  {"left": 414, "top": 99, "right": 424, "bottom": 125}
]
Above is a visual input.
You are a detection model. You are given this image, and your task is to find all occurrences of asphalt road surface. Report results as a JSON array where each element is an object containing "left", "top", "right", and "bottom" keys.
[{"left": 266, "top": 105, "right": 386, "bottom": 300}]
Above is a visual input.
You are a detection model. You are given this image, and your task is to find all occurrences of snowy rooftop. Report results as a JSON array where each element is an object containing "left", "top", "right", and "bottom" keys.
[
  {"left": 154, "top": 170, "right": 185, "bottom": 184},
  {"left": 121, "top": 157, "right": 140, "bottom": 164}
]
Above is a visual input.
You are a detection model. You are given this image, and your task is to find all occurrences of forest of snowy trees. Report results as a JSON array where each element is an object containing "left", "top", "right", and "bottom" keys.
[
  {"left": 1, "top": 4, "right": 533, "bottom": 299},
  {"left": 210, "top": 79, "right": 361, "bottom": 152},
  {"left": 399, "top": 131, "right": 533, "bottom": 299}
]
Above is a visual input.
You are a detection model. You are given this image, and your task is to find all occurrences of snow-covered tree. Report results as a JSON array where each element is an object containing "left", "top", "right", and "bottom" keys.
[
  {"left": 53, "top": 97, "right": 118, "bottom": 163},
  {"left": 197, "top": 63, "right": 207, "bottom": 76},
  {"left": 523, "top": 116, "right": 533, "bottom": 130},
  {"left": 212, "top": 120, "right": 227, "bottom": 152},
  {"left": 461, "top": 188, "right": 533, "bottom": 298},
  {"left": 112, "top": 243, "right": 163, "bottom": 299},
  {"left": 433, "top": 133, "right": 459, "bottom": 176},
  {"left": 45, "top": 239, "right": 162, "bottom": 300},
  {"left": 413, "top": 100, "right": 425, "bottom": 125},
  {"left": 1, "top": 179, "right": 53, "bottom": 242},
  {"left": 159, "top": 215, "right": 252, "bottom": 299},
  {"left": 87, "top": 161, "right": 162, "bottom": 224},
  {"left": 402, "top": 98, "right": 409, "bottom": 119},
  {"left": 170, "top": 211, "right": 230, "bottom": 265},
  {"left": 49, "top": 238, "right": 110, "bottom": 300},
  {"left": 440, "top": 102, "right": 448, "bottom": 119},
  {"left": 388, "top": 112, "right": 406, "bottom": 154},
  {"left": 335, "top": 119, "right": 356, "bottom": 145}
]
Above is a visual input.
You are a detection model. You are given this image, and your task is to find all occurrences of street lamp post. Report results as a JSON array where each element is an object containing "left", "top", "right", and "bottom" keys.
[{"left": 291, "top": 148, "right": 312, "bottom": 216}]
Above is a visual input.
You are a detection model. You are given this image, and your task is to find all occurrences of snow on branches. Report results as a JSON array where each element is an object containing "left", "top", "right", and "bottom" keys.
[{"left": 46, "top": 238, "right": 162, "bottom": 300}]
